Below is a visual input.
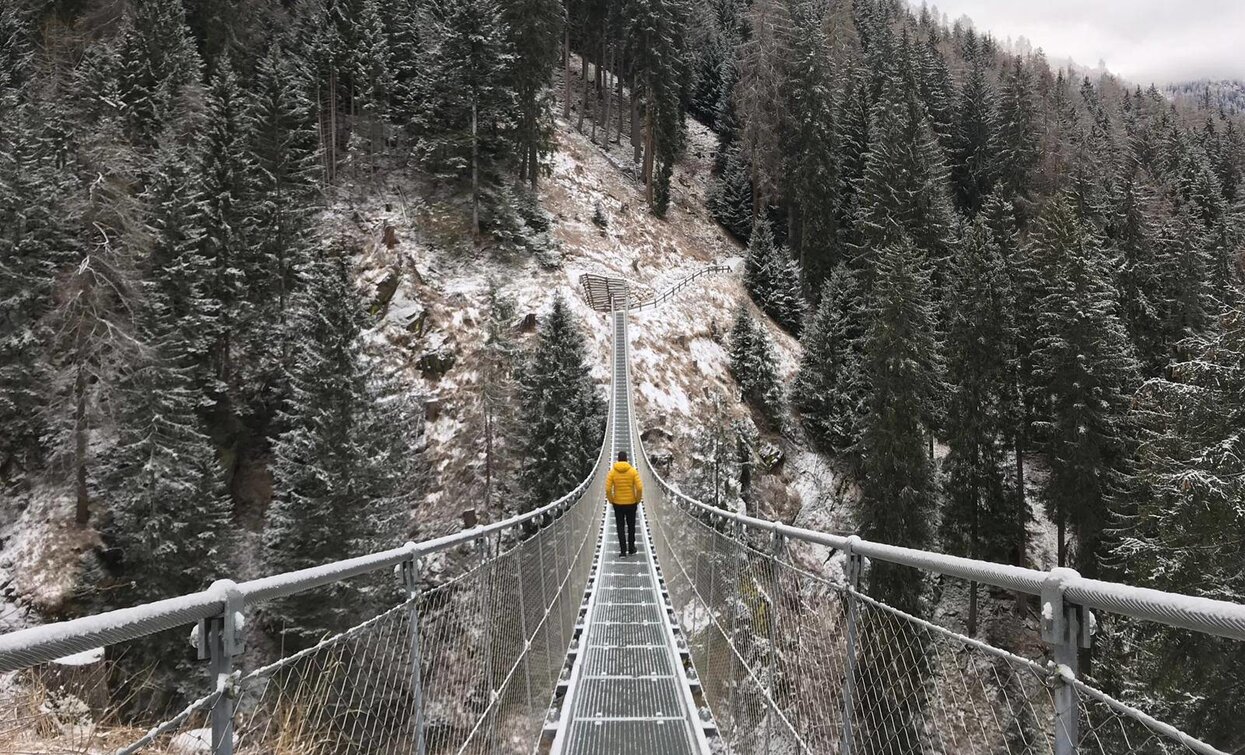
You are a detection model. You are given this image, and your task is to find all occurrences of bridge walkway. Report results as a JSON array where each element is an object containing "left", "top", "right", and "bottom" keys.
[{"left": 550, "top": 310, "right": 711, "bottom": 754}]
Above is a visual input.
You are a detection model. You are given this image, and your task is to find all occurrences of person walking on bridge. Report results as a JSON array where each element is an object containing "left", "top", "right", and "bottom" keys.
[{"left": 605, "top": 451, "right": 643, "bottom": 556}]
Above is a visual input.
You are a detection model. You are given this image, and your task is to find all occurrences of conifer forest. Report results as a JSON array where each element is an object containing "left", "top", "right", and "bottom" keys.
[{"left": 0, "top": 0, "right": 1243, "bottom": 749}]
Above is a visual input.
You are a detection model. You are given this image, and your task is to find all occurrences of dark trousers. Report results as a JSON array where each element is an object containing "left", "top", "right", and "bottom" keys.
[{"left": 612, "top": 504, "right": 637, "bottom": 553}]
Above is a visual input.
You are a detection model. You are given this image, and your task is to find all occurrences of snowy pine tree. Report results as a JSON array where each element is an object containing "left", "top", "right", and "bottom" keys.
[
  {"left": 1108, "top": 307, "right": 1245, "bottom": 751},
  {"left": 792, "top": 267, "right": 866, "bottom": 455},
  {"left": 859, "top": 234, "right": 940, "bottom": 612},
  {"left": 263, "top": 255, "right": 420, "bottom": 648},
  {"left": 941, "top": 218, "right": 1019, "bottom": 635},
  {"left": 728, "top": 305, "right": 784, "bottom": 425},
  {"left": 243, "top": 45, "right": 322, "bottom": 418},
  {"left": 412, "top": 0, "right": 517, "bottom": 236},
  {"left": 117, "top": 0, "right": 202, "bottom": 149},
  {"left": 743, "top": 217, "right": 805, "bottom": 334},
  {"left": 950, "top": 35, "right": 1000, "bottom": 215},
  {"left": 517, "top": 295, "right": 606, "bottom": 511},
  {"left": 1030, "top": 193, "right": 1139, "bottom": 575}
]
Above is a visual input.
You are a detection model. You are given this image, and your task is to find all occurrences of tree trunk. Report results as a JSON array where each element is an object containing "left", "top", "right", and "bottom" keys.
[
  {"left": 631, "top": 94, "right": 641, "bottom": 163},
  {"left": 578, "top": 56, "right": 590, "bottom": 132},
  {"left": 600, "top": 47, "right": 612, "bottom": 146},
  {"left": 328, "top": 69, "right": 338, "bottom": 183},
  {"left": 528, "top": 141, "right": 538, "bottom": 189},
  {"left": 73, "top": 364, "right": 89, "bottom": 526},
  {"left": 1014, "top": 439, "right": 1027, "bottom": 614},
  {"left": 615, "top": 67, "right": 625, "bottom": 144},
  {"left": 484, "top": 409, "right": 493, "bottom": 509},
  {"left": 643, "top": 107, "right": 654, "bottom": 204},
  {"left": 1056, "top": 513, "right": 1066, "bottom": 568},
  {"left": 563, "top": 29, "right": 571, "bottom": 119},
  {"left": 471, "top": 100, "right": 479, "bottom": 238}
]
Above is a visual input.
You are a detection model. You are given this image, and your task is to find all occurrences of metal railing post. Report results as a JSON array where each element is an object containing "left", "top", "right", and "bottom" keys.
[
  {"left": 400, "top": 555, "right": 427, "bottom": 755},
  {"left": 764, "top": 529, "right": 784, "bottom": 755},
  {"left": 196, "top": 580, "right": 243, "bottom": 755},
  {"left": 516, "top": 542, "right": 534, "bottom": 722},
  {"left": 478, "top": 535, "right": 496, "bottom": 749},
  {"left": 1042, "top": 567, "right": 1089, "bottom": 755},
  {"left": 840, "top": 536, "right": 863, "bottom": 755}
]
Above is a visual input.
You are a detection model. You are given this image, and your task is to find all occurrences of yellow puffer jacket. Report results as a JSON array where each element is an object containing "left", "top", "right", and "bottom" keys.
[{"left": 605, "top": 461, "right": 643, "bottom": 505}]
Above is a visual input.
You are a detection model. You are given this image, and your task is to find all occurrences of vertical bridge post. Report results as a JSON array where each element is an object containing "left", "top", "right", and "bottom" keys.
[
  {"left": 1042, "top": 567, "right": 1089, "bottom": 755},
  {"left": 400, "top": 552, "right": 427, "bottom": 755},
  {"left": 840, "top": 535, "right": 863, "bottom": 755},
  {"left": 764, "top": 527, "right": 784, "bottom": 755},
  {"left": 197, "top": 580, "right": 244, "bottom": 755}
]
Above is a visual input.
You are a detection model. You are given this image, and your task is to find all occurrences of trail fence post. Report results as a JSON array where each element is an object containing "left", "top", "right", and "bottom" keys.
[{"left": 1042, "top": 567, "right": 1089, "bottom": 755}]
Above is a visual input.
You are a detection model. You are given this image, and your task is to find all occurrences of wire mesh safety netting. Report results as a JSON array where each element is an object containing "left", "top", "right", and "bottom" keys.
[
  {"left": 644, "top": 486, "right": 1231, "bottom": 755},
  {"left": 0, "top": 490, "right": 600, "bottom": 755}
]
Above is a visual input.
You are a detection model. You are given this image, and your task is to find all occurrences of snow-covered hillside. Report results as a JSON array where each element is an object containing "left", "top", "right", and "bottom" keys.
[{"left": 326, "top": 112, "right": 835, "bottom": 543}]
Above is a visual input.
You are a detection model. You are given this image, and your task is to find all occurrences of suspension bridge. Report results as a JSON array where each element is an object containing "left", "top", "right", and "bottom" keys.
[{"left": 1, "top": 270, "right": 1244, "bottom": 755}]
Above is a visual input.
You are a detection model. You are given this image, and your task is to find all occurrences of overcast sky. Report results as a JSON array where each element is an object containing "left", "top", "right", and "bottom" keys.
[{"left": 923, "top": 1, "right": 1245, "bottom": 85}]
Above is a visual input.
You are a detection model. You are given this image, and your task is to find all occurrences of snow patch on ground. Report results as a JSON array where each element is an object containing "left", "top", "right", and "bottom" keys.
[{"left": 0, "top": 484, "right": 99, "bottom": 630}]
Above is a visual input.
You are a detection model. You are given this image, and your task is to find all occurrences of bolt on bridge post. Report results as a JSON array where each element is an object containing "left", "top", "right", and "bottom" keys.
[
  {"left": 196, "top": 580, "right": 244, "bottom": 755},
  {"left": 840, "top": 536, "right": 863, "bottom": 755},
  {"left": 1042, "top": 567, "right": 1090, "bottom": 755},
  {"left": 398, "top": 553, "right": 428, "bottom": 755}
]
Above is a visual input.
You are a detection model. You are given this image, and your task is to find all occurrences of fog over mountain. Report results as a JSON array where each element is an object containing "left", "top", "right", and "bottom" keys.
[{"left": 921, "top": 0, "right": 1245, "bottom": 84}]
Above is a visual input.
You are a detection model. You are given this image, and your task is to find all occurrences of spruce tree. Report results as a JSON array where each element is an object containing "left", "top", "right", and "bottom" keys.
[
  {"left": 941, "top": 218, "right": 1018, "bottom": 635},
  {"left": 472, "top": 283, "right": 522, "bottom": 513},
  {"left": 916, "top": 32, "right": 955, "bottom": 152},
  {"left": 708, "top": 140, "right": 754, "bottom": 240},
  {"left": 1109, "top": 308, "right": 1245, "bottom": 751},
  {"left": 1107, "top": 176, "right": 1166, "bottom": 373},
  {"left": 352, "top": 0, "right": 394, "bottom": 166},
  {"left": 243, "top": 45, "right": 322, "bottom": 417},
  {"left": 994, "top": 58, "right": 1039, "bottom": 222},
  {"left": 117, "top": 0, "right": 203, "bottom": 149},
  {"left": 412, "top": 0, "right": 517, "bottom": 235},
  {"left": 743, "top": 217, "right": 805, "bottom": 334},
  {"left": 0, "top": 103, "right": 65, "bottom": 480},
  {"left": 728, "top": 305, "right": 784, "bottom": 425},
  {"left": 198, "top": 56, "right": 255, "bottom": 419},
  {"left": 781, "top": 0, "right": 839, "bottom": 291},
  {"left": 951, "top": 39, "right": 999, "bottom": 215},
  {"left": 854, "top": 66, "right": 955, "bottom": 296},
  {"left": 859, "top": 234, "right": 939, "bottom": 612},
  {"left": 1030, "top": 194, "right": 1139, "bottom": 575},
  {"left": 516, "top": 296, "right": 606, "bottom": 511},
  {"left": 792, "top": 267, "right": 866, "bottom": 455},
  {"left": 504, "top": 0, "right": 563, "bottom": 187},
  {"left": 854, "top": 233, "right": 939, "bottom": 753},
  {"left": 263, "top": 255, "right": 420, "bottom": 648}
]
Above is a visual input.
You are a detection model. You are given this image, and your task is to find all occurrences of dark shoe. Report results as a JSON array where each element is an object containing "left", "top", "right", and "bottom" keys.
[
  {"left": 629, "top": 547, "right": 637, "bottom": 556},
  {"left": 618, "top": 551, "right": 627, "bottom": 557}
]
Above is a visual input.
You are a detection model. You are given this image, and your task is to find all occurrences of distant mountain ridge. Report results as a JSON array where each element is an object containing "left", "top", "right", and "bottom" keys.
[{"left": 1166, "top": 79, "right": 1245, "bottom": 114}]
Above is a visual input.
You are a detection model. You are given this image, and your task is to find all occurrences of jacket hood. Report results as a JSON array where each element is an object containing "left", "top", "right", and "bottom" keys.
[{"left": 612, "top": 461, "right": 633, "bottom": 472}]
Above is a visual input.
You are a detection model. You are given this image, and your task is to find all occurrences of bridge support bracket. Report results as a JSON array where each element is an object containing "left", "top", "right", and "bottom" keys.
[
  {"left": 840, "top": 536, "right": 863, "bottom": 755},
  {"left": 1041, "top": 567, "right": 1089, "bottom": 755},
  {"left": 196, "top": 580, "right": 244, "bottom": 755}
]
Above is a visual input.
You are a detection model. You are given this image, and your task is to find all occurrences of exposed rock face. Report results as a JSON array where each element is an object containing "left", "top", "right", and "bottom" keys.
[
  {"left": 375, "top": 267, "right": 401, "bottom": 310},
  {"left": 417, "top": 340, "right": 457, "bottom": 381}
]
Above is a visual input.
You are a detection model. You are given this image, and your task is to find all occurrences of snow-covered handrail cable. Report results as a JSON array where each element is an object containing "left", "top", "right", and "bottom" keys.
[
  {"left": 0, "top": 448, "right": 603, "bottom": 674},
  {"left": 643, "top": 458, "right": 1245, "bottom": 641}
]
